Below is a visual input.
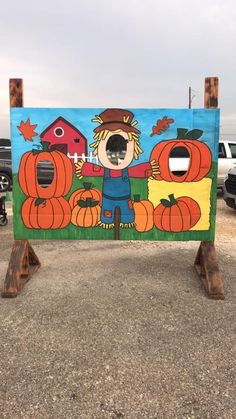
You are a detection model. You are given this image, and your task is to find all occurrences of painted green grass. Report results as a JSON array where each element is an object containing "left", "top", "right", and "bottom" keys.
[{"left": 12, "top": 163, "right": 217, "bottom": 241}]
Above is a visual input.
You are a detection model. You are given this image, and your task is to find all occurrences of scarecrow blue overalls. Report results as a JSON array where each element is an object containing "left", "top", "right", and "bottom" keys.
[{"left": 100, "top": 167, "right": 134, "bottom": 226}]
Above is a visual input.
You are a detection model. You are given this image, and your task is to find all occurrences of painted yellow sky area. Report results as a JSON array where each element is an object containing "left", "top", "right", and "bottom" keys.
[{"left": 148, "top": 178, "right": 212, "bottom": 231}]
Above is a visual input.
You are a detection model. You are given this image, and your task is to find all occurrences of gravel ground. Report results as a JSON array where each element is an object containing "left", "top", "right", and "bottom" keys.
[{"left": 0, "top": 195, "right": 235, "bottom": 419}]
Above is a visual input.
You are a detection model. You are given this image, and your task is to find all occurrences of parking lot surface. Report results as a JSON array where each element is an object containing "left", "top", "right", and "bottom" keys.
[{"left": 0, "top": 196, "right": 235, "bottom": 418}]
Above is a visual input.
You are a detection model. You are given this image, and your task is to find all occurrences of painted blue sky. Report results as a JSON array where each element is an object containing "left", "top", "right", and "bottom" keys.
[{"left": 11, "top": 108, "right": 219, "bottom": 173}]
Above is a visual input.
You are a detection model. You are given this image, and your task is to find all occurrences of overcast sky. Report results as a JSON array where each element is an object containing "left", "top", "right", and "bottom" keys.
[{"left": 1, "top": 0, "right": 236, "bottom": 138}]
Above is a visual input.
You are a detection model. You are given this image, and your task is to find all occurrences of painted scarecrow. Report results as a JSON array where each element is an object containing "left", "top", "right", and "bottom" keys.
[{"left": 76, "top": 108, "right": 159, "bottom": 228}]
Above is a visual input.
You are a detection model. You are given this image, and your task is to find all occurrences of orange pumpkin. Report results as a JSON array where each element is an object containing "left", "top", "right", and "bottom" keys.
[
  {"left": 21, "top": 196, "right": 71, "bottom": 229},
  {"left": 69, "top": 182, "right": 102, "bottom": 208},
  {"left": 133, "top": 194, "right": 154, "bottom": 232},
  {"left": 154, "top": 194, "right": 201, "bottom": 232},
  {"left": 150, "top": 129, "right": 212, "bottom": 182},
  {"left": 19, "top": 142, "right": 73, "bottom": 198},
  {"left": 71, "top": 197, "right": 101, "bottom": 227}
]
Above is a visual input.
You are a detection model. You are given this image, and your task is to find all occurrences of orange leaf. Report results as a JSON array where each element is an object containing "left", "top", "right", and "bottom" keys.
[
  {"left": 150, "top": 116, "right": 174, "bottom": 137},
  {"left": 17, "top": 118, "right": 38, "bottom": 141}
]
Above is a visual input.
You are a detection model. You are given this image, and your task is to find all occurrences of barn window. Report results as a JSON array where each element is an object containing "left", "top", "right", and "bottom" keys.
[
  {"left": 74, "top": 138, "right": 80, "bottom": 143},
  {"left": 54, "top": 127, "right": 64, "bottom": 137}
]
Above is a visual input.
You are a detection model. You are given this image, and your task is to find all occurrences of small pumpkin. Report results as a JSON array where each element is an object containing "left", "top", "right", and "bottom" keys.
[
  {"left": 71, "top": 197, "right": 101, "bottom": 228},
  {"left": 21, "top": 196, "right": 71, "bottom": 229},
  {"left": 154, "top": 193, "right": 201, "bottom": 232},
  {"left": 133, "top": 194, "right": 154, "bottom": 232},
  {"left": 19, "top": 142, "right": 73, "bottom": 199},
  {"left": 150, "top": 129, "right": 212, "bottom": 182},
  {"left": 69, "top": 182, "right": 102, "bottom": 208}
]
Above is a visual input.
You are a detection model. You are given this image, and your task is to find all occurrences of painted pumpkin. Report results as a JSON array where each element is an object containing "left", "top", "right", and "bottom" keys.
[
  {"left": 69, "top": 182, "right": 102, "bottom": 208},
  {"left": 21, "top": 196, "right": 71, "bottom": 229},
  {"left": 71, "top": 197, "right": 101, "bottom": 228},
  {"left": 19, "top": 142, "right": 73, "bottom": 198},
  {"left": 154, "top": 194, "right": 201, "bottom": 232},
  {"left": 133, "top": 194, "right": 154, "bottom": 232},
  {"left": 150, "top": 129, "right": 212, "bottom": 182}
]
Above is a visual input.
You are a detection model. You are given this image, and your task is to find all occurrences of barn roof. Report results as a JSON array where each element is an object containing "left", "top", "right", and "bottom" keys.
[{"left": 40, "top": 116, "right": 87, "bottom": 140}]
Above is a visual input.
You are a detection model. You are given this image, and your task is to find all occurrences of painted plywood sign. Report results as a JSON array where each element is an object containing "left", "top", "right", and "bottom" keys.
[{"left": 11, "top": 108, "right": 220, "bottom": 241}]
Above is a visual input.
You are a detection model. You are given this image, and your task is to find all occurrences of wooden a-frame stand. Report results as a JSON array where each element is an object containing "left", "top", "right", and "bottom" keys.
[
  {"left": 1, "top": 80, "right": 40, "bottom": 298},
  {"left": 1, "top": 77, "right": 224, "bottom": 299},
  {"left": 2, "top": 240, "right": 40, "bottom": 298},
  {"left": 193, "top": 77, "right": 224, "bottom": 299}
]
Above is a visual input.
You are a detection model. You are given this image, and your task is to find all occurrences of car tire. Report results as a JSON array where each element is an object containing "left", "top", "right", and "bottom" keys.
[
  {"left": 224, "top": 197, "right": 236, "bottom": 210},
  {"left": 0, "top": 172, "right": 11, "bottom": 192}
]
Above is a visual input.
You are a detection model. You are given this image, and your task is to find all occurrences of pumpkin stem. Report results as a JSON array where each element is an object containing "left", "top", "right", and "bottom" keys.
[
  {"left": 83, "top": 182, "right": 92, "bottom": 190},
  {"left": 41, "top": 141, "right": 51, "bottom": 151},
  {"left": 168, "top": 194, "right": 177, "bottom": 205},
  {"left": 160, "top": 194, "right": 177, "bottom": 207},
  {"left": 133, "top": 194, "right": 141, "bottom": 202},
  {"left": 35, "top": 198, "right": 46, "bottom": 207},
  {"left": 85, "top": 197, "right": 92, "bottom": 206},
  {"left": 32, "top": 141, "right": 51, "bottom": 155},
  {"left": 84, "top": 197, "right": 99, "bottom": 207}
]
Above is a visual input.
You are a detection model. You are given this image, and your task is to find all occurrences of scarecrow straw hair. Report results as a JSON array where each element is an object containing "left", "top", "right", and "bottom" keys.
[{"left": 90, "top": 128, "right": 143, "bottom": 160}]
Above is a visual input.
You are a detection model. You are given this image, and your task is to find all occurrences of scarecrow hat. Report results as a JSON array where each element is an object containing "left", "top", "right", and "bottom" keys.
[{"left": 93, "top": 108, "right": 140, "bottom": 135}]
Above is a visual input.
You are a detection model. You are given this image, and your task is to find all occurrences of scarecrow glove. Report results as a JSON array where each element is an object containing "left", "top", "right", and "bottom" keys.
[
  {"left": 75, "top": 159, "right": 84, "bottom": 179},
  {"left": 149, "top": 159, "right": 160, "bottom": 180}
]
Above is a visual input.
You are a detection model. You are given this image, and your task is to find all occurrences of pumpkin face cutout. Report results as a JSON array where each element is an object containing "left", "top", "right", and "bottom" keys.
[
  {"left": 19, "top": 142, "right": 73, "bottom": 198},
  {"left": 133, "top": 194, "right": 154, "bottom": 232},
  {"left": 150, "top": 129, "right": 212, "bottom": 182},
  {"left": 69, "top": 183, "right": 102, "bottom": 208},
  {"left": 71, "top": 197, "right": 101, "bottom": 228},
  {"left": 21, "top": 196, "right": 71, "bottom": 229},
  {"left": 154, "top": 194, "right": 201, "bottom": 232}
]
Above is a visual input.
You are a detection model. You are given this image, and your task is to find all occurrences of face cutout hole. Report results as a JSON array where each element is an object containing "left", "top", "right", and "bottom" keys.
[
  {"left": 37, "top": 160, "right": 55, "bottom": 188},
  {"left": 169, "top": 146, "right": 190, "bottom": 177},
  {"left": 106, "top": 134, "right": 128, "bottom": 166}
]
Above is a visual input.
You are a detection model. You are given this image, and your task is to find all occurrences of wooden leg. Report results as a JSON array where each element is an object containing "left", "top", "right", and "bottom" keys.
[
  {"left": 194, "top": 241, "right": 224, "bottom": 300},
  {"left": 1, "top": 240, "right": 40, "bottom": 298}
]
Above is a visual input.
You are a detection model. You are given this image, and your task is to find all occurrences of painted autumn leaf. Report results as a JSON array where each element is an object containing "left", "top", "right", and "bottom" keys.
[
  {"left": 150, "top": 116, "right": 174, "bottom": 137},
  {"left": 17, "top": 118, "right": 38, "bottom": 141}
]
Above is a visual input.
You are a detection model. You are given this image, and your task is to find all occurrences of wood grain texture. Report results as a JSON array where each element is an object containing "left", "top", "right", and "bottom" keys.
[
  {"left": 194, "top": 241, "right": 224, "bottom": 299},
  {"left": 9, "top": 79, "right": 24, "bottom": 108},
  {"left": 194, "top": 76, "right": 224, "bottom": 300},
  {"left": 2, "top": 78, "right": 40, "bottom": 298},
  {"left": 2, "top": 240, "right": 40, "bottom": 298},
  {"left": 204, "top": 77, "right": 218, "bottom": 109}
]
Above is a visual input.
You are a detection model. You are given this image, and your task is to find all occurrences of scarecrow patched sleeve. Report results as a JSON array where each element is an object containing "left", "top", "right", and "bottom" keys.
[
  {"left": 75, "top": 161, "right": 105, "bottom": 179},
  {"left": 128, "top": 160, "right": 160, "bottom": 179},
  {"left": 75, "top": 160, "right": 159, "bottom": 179}
]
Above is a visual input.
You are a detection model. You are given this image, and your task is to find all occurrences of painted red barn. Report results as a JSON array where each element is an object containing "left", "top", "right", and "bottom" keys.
[{"left": 40, "top": 116, "right": 88, "bottom": 157}]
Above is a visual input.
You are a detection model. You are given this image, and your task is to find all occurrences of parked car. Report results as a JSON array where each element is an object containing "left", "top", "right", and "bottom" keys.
[
  {"left": 0, "top": 138, "right": 11, "bottom": 148},
  {"left": 0, "top": 149, "right": 12, "bottom": 192},
  {"left": 223, "top": 167, "right": 236, "bottom": 209},
  {"left": 218, "top": 140, "right": 236, "bottom": 187}
]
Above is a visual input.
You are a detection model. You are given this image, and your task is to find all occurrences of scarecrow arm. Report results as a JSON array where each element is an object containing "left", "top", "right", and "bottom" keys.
[
  {"left": 128, "top": 161, "right": 159, "bottom": 179},
  {"left": 75, "top": 161, "right": 104, "bottom": 179}
]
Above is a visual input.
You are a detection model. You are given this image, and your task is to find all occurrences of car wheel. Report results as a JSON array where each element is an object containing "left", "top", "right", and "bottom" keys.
[
  {"left": 0, "top": 173, "right": 11, "bottom": 192},
  {"left": 224, "top": 197, "right": 236, "bottom": 210},
  {"left": 0, "top": 215, "right": 8, "bottom": 226}
]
